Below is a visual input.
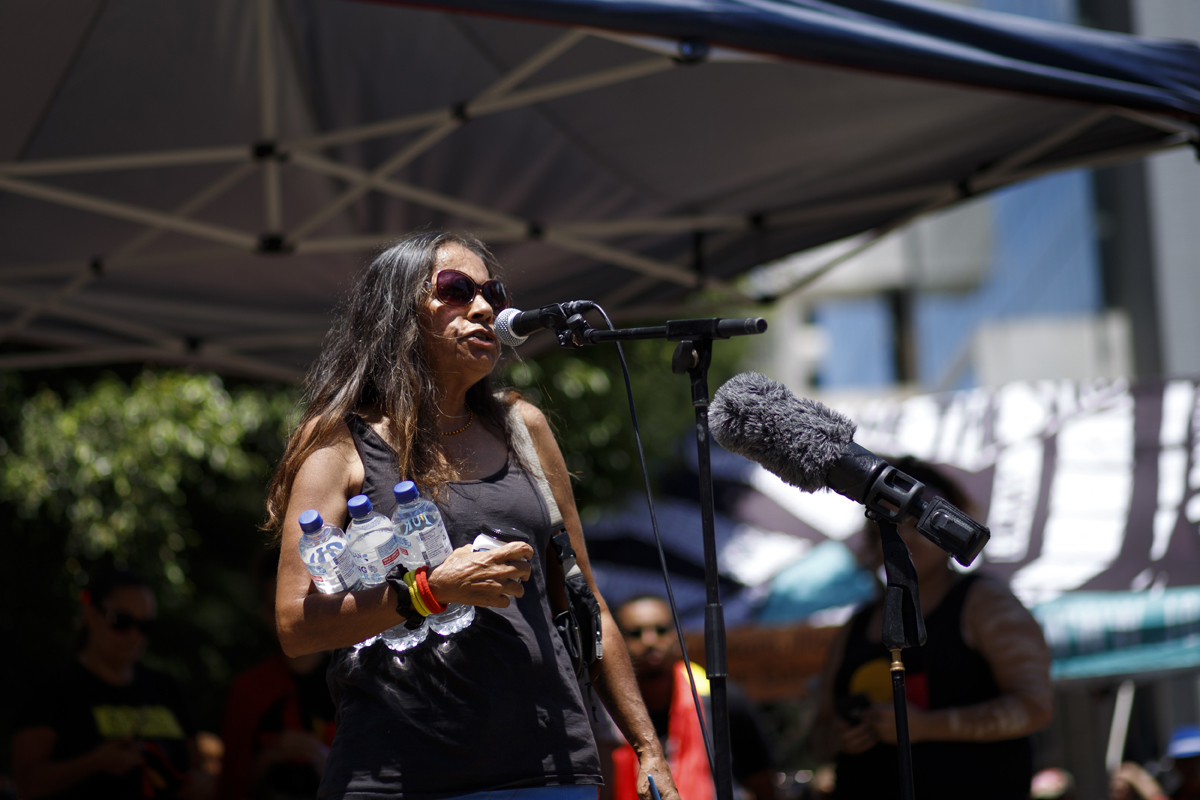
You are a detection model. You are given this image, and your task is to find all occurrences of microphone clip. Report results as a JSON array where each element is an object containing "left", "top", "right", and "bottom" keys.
[
  {"left": 877, "top": 518, "right": 927, "bottom": 651},
  {"left": 553, "top": 305, "right": 595, "bottom": 348}
]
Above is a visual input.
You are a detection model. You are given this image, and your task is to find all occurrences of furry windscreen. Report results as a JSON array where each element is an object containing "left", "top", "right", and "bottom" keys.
[{"left": 709, "top": 372, "right": 857, "bottom": 493}]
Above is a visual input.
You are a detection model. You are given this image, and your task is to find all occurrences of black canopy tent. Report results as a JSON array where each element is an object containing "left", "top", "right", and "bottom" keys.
[{"left": 1, "top": 0, "right": 1197, "bottom": 381}]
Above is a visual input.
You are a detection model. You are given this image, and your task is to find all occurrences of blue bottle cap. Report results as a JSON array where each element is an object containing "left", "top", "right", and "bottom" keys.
[
  {"left": 393, "top": 481, "right": 419, "bottom": 504},
  {"left": 298, "top": 509, "right": 323, "bottom": 533},
  {"left": 347, "top": 494, "right": 372, "bottom": 519}
]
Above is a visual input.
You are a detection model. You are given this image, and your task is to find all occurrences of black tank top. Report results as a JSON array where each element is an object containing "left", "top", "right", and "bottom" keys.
[
  {"left": 832, "top": 574, "right": 1032, "bottom": 800},
  {"left": 318, "top": 416, "right": 601, "bottom": 799}
]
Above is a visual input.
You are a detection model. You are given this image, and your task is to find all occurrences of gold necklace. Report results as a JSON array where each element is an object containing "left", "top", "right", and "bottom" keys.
[{"left": 440, "top": 408, "right": 473, "bottom": 436}]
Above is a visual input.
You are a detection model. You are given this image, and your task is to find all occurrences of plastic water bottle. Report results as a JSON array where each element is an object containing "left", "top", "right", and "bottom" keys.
[
  {"left": 392, "top": 481, "right": 474, "bottom": 635},
  {"left": 297, "top": 510, "right": 355, "bottom": 593},
  {"left": 346, "top": 494, "right": 428, "bottom": 651}
]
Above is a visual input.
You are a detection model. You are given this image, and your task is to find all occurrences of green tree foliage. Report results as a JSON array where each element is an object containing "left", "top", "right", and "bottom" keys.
[
  {"left": 0, "top": 370, "right": 297, "bottom": 739},
  {"left": 506, "top": 335, "right": 751, "bottom": 522},
  {"left": 3, "top": 371, "right": 294, "bottom": 592}
]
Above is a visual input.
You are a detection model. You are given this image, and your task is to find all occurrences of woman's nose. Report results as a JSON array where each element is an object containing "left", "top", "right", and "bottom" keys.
[{"left": 468, "top": 292, "right": 494, "bottom": 322}]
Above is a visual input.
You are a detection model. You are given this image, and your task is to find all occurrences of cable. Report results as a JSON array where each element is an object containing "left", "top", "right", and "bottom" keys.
[{"left": 591, "top": 304, "right": 718, "bottom": 778}]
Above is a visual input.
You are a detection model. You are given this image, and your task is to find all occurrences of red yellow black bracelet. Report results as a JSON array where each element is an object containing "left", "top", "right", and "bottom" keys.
[{"left": 415, "top": 566, "right": 448, "bottom": 614}]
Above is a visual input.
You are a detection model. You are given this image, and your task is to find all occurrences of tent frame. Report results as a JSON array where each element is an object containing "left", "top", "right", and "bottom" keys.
[{"left": 0, "top": 0, "right": 1193, "bottom": 380}]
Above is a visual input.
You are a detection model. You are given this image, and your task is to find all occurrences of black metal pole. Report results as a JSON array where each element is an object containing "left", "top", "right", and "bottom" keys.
[
  {"left": 877, "top": 518, "right": 925, "bottom": 800},
  {"left": 550, "top": 316, "right": 766, "bottom": 800},
  {"left": 684, "top": 339, "right": 734, "bottom": 800},
  {"left": 890, "top": 649, "right": 916, "bottom": 800}
]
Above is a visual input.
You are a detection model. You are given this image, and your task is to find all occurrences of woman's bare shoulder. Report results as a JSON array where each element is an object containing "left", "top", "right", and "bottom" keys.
[
  {"left": 294, "top": 418, "right": 361, "bottom": 485},
  {"left": 512, "top": 396, "right": 549, "bottom": 430}
]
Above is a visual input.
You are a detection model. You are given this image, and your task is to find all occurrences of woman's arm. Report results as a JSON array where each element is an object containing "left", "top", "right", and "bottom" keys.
[
  {"left": 274, "top": 425, "right": 401, "bottom": 656},
  {"left": 520, "top": 401, "right": 680, "bottom": 800},
  {"left": 867, "top": 577, "right": 1053, "bottom": 744},
  {"left": 276, "top": 422, "right": 534, "bottom": 657}
]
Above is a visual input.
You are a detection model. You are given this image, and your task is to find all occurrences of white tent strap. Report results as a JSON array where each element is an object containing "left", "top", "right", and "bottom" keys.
[
  {"left": 981, "top": 106, "right": 1114, "bottom": 182},
  {"left": 0, "top": 145, "right": 250, "bottom": 178},
  {"left": 3, "top": 324, "right": 306, "bottom": 381},
  {"left": 0, "top": 343, "right": 303, "bottom": 382},
  {"left": 506, "top": 403, "right": 564, "bottom": 528},
  {"left": 0, "top": 247, "right": 246, "bottom": 283},
  {"left": 288, "top": 120, "right": 464, "bottom": 240},
  {"left": 289, "top": 33, "right": 669, "bottom": 240},
  {"left": 290, "top": 150, "right": 704, "bottom": 288},
  {"left": 0, "top": 38, "right": 667, "bottom": 179},
  {"left": 0, "top": 176, "right": 259, "bottom": 250},
  {"left": 0, "top": 284, "right": 195, "bottom": 348},
  {"left": 0, "top": 162, "right": 258, "bottom": 344}
]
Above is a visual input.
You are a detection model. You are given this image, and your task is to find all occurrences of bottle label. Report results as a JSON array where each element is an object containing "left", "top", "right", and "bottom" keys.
[
  {"left": 334, "top": 545, "right": 355, "bottom": 578},
  {"left": 379, "top": 542, "right": 401, "bottom": 568},
  {"left": 306, "top": 542, "right": 349, "bottom": 593},
  {"left": 352, "top": 540, "right": 402, "bottom": 582},
  {"left": 418, "top": 516, "right": 453, "bottom": 566},
  {"left": 393, "top": 529, "right": 422, "bottom": 561},
  {"left": 396, "top": 504, "right": 451, "bottom": 566}
]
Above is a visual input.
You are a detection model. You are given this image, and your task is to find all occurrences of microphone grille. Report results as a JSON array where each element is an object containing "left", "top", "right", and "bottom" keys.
[
  {"left": 494, "top": 308, "right": 527, "bottom": 347},
  {"left": 710, "top": 372, "right": 856, "bottom": 492}
]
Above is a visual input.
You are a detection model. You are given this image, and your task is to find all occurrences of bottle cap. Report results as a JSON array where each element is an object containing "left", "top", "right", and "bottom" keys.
[
  {"left": 393, "top": 481, "right": 419, "bottom": 504},
  {"left": 298, "top": 509, "right": 323, "bottom": 533},
  {"left": 347, "top": 494, "right": 373, "bottom": 519}
]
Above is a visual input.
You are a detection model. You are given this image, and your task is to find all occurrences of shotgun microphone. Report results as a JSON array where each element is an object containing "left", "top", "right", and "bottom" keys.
[{"left": 709, "top": 372, "right": 989, "bottom": 565}]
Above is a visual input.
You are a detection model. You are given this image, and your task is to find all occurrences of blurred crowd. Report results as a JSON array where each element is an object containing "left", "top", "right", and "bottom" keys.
[{"left": 6, "top": 458, "right": 1199, "bottom": 800}]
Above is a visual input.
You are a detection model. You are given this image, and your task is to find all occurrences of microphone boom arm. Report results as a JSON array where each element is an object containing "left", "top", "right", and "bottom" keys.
[{"left": 549, "top": 315, "right": 769, "bottom": 348}]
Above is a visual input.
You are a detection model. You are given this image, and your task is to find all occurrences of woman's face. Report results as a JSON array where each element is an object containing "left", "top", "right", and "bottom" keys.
[{"left": 420, "top": 243, "right": 502, "bottom": 388}]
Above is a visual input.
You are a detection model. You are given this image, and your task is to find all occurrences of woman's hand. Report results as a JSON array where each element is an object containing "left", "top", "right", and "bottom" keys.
[
  {"left": 427, "top": 542, "right": 533, "bottom": 608},
  {"left": 637, "top": 752, "right": 681, "bottom": 800}
]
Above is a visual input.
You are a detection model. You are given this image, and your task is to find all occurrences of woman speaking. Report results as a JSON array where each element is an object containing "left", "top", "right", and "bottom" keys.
[{"left": 265, "top": 232, "right": 679, "bottom": 800}]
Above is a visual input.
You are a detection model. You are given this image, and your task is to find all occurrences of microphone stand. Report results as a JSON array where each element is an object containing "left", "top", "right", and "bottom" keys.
[
  {"left": 874, "top": 515, "right": 927, "bottom": 800},
  {"left": 553, "top": 314, "right": 768, "bottom": 800}
]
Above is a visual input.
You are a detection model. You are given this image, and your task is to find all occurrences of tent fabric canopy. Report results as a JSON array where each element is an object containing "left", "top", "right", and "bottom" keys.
[
  {"left": 399, "top": 0, "right": 1200, "bottom": 115},
  {"left": 1, "top": 0, "right": 1198, "bottom": 380}
]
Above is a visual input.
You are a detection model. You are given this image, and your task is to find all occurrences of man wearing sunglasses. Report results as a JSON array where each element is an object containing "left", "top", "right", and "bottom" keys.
[
  {"left": 610, "top": 596, "right": 778, "bottom": 800},
  {"left": 11, "top": 570, "right": 205, "bottom": 799}
]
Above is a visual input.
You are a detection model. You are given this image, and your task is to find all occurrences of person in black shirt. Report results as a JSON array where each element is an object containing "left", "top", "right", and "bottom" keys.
[
  {"left": 812, "top": 457, "right": 1053, "bottom": 800},
  {"left": 11, "top": 569, "right": 202, "bottom": 799}
]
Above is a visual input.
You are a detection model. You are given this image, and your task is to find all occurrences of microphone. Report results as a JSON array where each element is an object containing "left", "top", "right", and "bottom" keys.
[
  {"left": 494, "top": 301, "right": 595, "bottom": 347},
  {"left": 709, "top": 372, "right": 989, "bottom": 565}
]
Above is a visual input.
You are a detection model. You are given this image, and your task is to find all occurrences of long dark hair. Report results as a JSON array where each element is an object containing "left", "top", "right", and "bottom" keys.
[{"left": 265, "top": 232, "right": 513, "bottom": 532}]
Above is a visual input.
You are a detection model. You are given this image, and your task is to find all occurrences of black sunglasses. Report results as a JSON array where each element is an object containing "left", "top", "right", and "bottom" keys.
[
  {"left": 103, "top": 608, "right": 158, "bottom": 637},
  {"left": 430, "top": 269, "right": 509, "bottom": 312},
  {"left": 622, "top": 624, "right": 671, "bottom": 640}
]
